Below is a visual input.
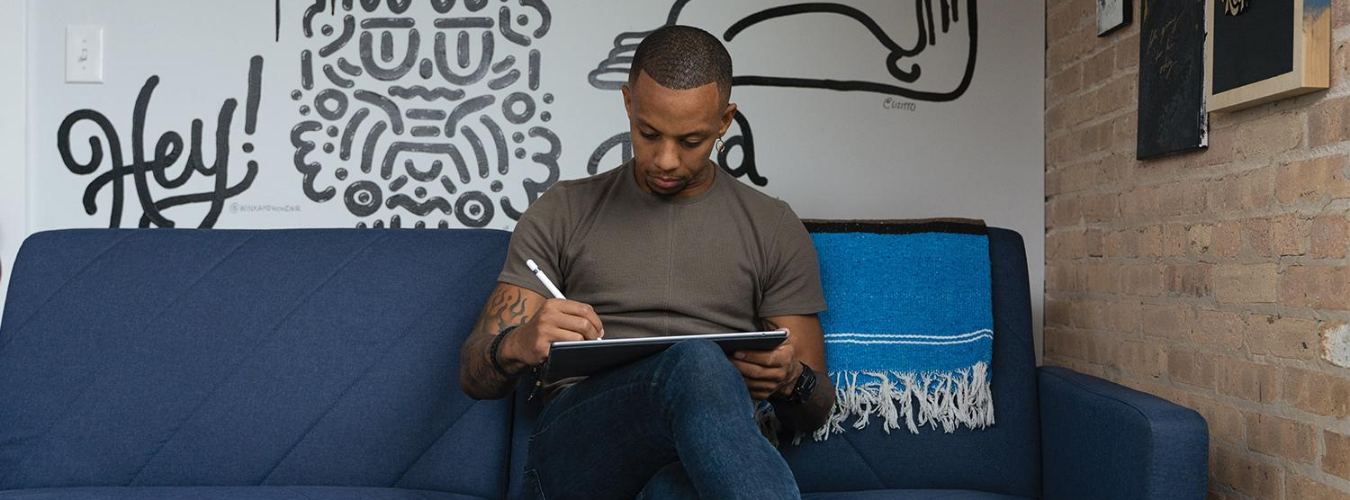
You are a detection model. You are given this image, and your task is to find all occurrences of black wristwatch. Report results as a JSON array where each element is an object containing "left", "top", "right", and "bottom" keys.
[{"left": 772, "top": 361, "right": 817, "bottom": 405}]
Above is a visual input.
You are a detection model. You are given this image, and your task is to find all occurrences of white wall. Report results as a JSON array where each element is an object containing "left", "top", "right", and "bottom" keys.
[
  {"left": 0, "top": 0, "right": 28, "bottom": 317},
  {"left": 10, "top": 0, "right": 1045, "bottom": 356}
]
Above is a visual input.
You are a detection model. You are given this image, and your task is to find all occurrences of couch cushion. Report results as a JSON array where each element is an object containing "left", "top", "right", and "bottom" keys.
[
  {"left": 803, "top": 490, "right": 1033, "bottom": 500},
  {"left": 0, "top": 229, "right": 512, "bottom": 497},
  {"left": 780, "top": 228, "right": 1041, "bottom": 497},
  {"left": 0, "top": 487, "right": 492, "bottom": 500}
]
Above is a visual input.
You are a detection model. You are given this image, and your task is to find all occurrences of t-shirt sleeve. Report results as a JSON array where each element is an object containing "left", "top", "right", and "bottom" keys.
[
  {"left": 498, "top": 185, "right": 569, "bottom": 299},
  {"left": 759, "top": 204, "right": 827, "bottom": 318}
]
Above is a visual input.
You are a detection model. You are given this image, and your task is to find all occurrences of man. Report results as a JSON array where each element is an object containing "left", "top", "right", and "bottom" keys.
[{"left": 459, "top": 25, "right": 832, "bottom": 500}]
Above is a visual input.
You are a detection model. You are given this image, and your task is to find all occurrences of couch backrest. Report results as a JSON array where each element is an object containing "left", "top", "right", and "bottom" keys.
[
  {"left": 778, "top": 227, "right": 1042, "bottom": 497},
  {"left": 0, "top": 229, "right": 513, "bottom": 498}
]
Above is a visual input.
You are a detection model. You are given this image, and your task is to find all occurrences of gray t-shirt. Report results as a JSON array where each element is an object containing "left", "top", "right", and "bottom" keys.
[{"left": 499, "top": 160, "right": 826, "bottom": 341}]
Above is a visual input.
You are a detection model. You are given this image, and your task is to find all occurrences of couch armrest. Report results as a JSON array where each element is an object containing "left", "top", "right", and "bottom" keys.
[{"left": 1039, "top": 366, "right": 1208, "bottom": 500}]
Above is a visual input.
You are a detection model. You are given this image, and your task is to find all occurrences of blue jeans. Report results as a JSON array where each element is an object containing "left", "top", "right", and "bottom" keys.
[{"left": 521, "top": 339, "right": 802, "bottom": 500}]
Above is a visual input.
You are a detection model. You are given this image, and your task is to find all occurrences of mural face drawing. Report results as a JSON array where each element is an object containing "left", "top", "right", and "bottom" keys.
[{"left": 292, "top": 0, "right": 558, "bottom": 229}]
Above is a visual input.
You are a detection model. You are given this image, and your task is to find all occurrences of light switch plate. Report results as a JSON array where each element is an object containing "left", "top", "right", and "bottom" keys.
[{"left": 66, "top": 25, "right": 104, "bottom": 84}]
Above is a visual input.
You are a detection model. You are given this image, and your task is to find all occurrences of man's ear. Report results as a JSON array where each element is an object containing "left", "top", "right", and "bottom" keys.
[
  {"left": 718, "top": 102, "right": 738, "bottom": 137},
  {"left": 622, "top": 83, "right": 633, "bottom": 117}
]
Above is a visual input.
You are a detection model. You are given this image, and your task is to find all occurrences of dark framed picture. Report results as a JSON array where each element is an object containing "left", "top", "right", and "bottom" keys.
[
  {"left": 1206, "top": 0, "right": 1330, "bottom": 113},
  {"left": 1097, "top": 0, "right": 1133, "bottom": 36}
]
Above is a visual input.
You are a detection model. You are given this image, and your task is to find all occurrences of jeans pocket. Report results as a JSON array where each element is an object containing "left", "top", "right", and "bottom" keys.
[{"left": 522, "top": 469, "right": 547, "bottom": 500}]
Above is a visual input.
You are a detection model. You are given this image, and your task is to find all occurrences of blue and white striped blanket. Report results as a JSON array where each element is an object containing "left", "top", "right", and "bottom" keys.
[{"left": 806, "top": 219, "right": 995, "bottom": 439}]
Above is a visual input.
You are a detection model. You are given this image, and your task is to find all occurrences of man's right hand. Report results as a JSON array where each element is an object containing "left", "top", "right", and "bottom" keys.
[{"left": 498, "top": 298, "right": 605, "bottom": 374}]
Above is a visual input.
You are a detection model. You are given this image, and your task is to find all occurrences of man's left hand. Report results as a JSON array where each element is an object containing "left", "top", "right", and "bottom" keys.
[{"left": 731, "top": 339, "right": 801, "bottom": 400}]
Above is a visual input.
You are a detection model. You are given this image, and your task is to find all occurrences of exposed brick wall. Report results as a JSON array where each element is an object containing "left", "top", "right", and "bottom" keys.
[{"left": 1045, "top": 1, "right": 1350, "bottom": 498}]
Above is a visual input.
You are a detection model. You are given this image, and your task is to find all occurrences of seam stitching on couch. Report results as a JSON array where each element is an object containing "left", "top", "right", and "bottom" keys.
[
  {"left": 2, "top": 232, "right": 253, "bottom": 487},
  {"left": 0, "top": 231, "right": 136, "bottom": 354},
  {"left": 125, "top": 233, "right": 263, "bottom": 484}
]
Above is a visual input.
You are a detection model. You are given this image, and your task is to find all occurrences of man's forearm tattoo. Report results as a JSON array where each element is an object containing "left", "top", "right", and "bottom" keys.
[{"left": 462, "top": 287, "right": 536, "bottom": 399}]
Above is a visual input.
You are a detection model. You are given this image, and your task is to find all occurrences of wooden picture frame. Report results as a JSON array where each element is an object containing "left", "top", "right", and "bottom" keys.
[{"left": 1206, "top": 0, "right": 1330, "bottom": 113}]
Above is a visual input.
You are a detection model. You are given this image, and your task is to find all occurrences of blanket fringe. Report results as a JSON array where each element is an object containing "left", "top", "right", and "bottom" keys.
[{"left": 758, "top": 362, "right": 995, "bottom": 444}]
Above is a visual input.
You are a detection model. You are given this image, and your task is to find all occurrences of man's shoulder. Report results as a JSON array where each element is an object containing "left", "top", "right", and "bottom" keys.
[{"left": 719, "top": 173, "right": 794, "bottom": 220}]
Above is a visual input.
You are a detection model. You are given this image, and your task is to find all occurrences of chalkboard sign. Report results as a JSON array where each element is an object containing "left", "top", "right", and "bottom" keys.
[
  {"left": 1206, "top": 0, "right": 1330, "bottom": 113},
  {"left": 1137, "top": 0, "right": 1208, "bottom": 160}
]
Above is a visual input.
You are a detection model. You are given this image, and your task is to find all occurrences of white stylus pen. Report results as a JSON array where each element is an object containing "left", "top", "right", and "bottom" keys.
[{"left": 526, "top": 259, "right": 566, "bottom": 300}]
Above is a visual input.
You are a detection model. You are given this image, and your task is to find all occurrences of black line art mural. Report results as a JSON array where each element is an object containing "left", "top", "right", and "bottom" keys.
[
  {"left": 586, "top": 0, "right": 978, "bottom": 184},
  {"left": 56, "top": 56, "right": 264, "bottom": 228},
  {"left": 292, "top": 0, "right": 558, "bottom": 229}
]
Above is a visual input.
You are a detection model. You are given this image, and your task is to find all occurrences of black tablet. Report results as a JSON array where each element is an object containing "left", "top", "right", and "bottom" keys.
[{"left": 542, "top": 330, "right": 788, "bottom": 381}]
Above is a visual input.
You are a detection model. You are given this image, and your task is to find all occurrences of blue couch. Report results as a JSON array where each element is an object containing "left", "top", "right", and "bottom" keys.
[{"left": 0, "top": 228, "right": 1207, "bottom": 500}]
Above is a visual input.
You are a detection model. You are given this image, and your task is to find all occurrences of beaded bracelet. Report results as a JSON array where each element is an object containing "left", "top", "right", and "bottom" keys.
[{"left": 489, "top": 325, "right": 519, "bottom": 376}]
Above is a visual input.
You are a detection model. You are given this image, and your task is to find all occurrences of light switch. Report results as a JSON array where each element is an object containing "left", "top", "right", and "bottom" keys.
[{"left": 66, "top": 25, "right": 104, "bottom": 84}]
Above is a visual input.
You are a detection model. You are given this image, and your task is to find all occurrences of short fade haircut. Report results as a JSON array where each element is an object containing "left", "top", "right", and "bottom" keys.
[{"left": 628, "top": 25, "right": 733, "bottom": 103}]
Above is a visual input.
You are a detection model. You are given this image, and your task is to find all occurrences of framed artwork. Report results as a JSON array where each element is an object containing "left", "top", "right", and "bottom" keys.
[
  {"left": 1206, "top": 0, "right": 1330, "bottom": 113},
  {"left": 1098, "top": 0, "right": 1133, "bottom": 36},
  {"left": 1138, "top": 0, "right": 1208, "bottom": 159}
]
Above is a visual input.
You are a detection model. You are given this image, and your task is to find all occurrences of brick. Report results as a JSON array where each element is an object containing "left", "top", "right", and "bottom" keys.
[
  {"left": 1110, "top": 110, "right": 1138, "bottom": 152},
  {"left": 1044, "top": 327, "right": 1087, "bottom": 361},
  {"left": 1082, "top": 47, "right": 1115, "bottom": 86},
  {"left": 1116, "top": 340, "right": 1165, "bottom": 379},
  {"left": 1308, "top": 97, "right": 1350, "bottom": 147},
  {"left": 1243, "top": 217, "right": 1275, "bottom": 257},
  {"left": 1212, "top": 445, "right": 1286, "bottom": 499},
  {"left": 1245, "top": 413, "right": 1317, "bottom": 463},
  {"left": 1047, "top": 2, "right": 1090, "bottom": 43},
  {"left": 1120, "top": 184, "right": 1159, "bottom": 217},
  {"left": 1105, "top": 300, "right": 1142, "bottom": 334},
  {"left": 1116, "top": 34, "right": 1140, "bottom": 70},
  {"left": 1085, "top": 228, "right": 1105, "bottom": 257},
  {"left": 1158, "top": 180, "right": 1207, "bottom": 216},
  {"left": 1215, "top": 264, "right": 1280, "bottom": 304},
  {"left": 1286, "top": 474, "right": 1350, "bottom": 500},
  {"left": 1163, "top": 224, "right": 1188, "bottom": 257},
  {"left": 1247, "top": 314, "right": 1320, "bottom": 360},
  {"left": 1138, "top": 225, "right": 1163, "bottom": 258},
  {"left": 1235, "top": 111, "right": 1304, "bottom": 159},
  {"left": 1324, "top": 322, "right": 1350, "bottom": 368},
  {"left": 1048, "top": 64, "right": 1083, "bottom": 98},
  {"left": 1096, "top": 77, "right": 1136, "bottom": 116},
  {"left": 1084, "top": 263, "right": 1121, "bottom": 295},
  {"left": 1212, "top": 221, "right": 1242, "bottom": 259},
  {"left": 1281, "top": 265, "right": 1350, "bottom": 310},
  {"left": 1143, "top": 303, "right": 1191, "bottom": 340},
  {"left": 1326, "top": 431, "right": 1350, "bottom": 481},
  {"left": 1166, "top": 264, "right": 1213, "bottom": 297},
  {"left": 1167, "top": 349, "right": 1216, "bottom": 388},
  {"left": 1218, "top": 358, "right": 1279, "bottom": 403},
  {"left": 1079, "top": 120, "right": 1114, "bottom": 154},
  {"left": 1045, "top": 105, "right": 1069, "bottom": 137},
  {"left": 1212, "top": 168, "right": 1277, "bottom": 213},
  {"left": 1081, "top": 193, "right": 1118, "bottom": 224},
  {"left": 1185, "top": 395, "right": 1245, "bottom": 445},
  {"left": 1194, "top": 309, "right": 1246, "bottom": 351},
  {"left": 1200, "top": 124, "right": 1236, "bottom": 167},
  {"left": 1271, "top": 214, "right": 1311, "bottom": 256},
  {"left": 1123, "top": 264, "right": 1165, "bottom": 297},
  {"left": 1189, "top": 224, "right": 1214, "bottom": 255},
  {"left": 1084, "top": 333, "right": 1118, "bottom": 366},
  {"left": 1276, "top": 155, "right": 1350, "bottom": 204},
  {"left": 1311, "top": 215, "right": 1350, "bottom": 259},
  {"left": 1282, "top": 367, "right": 1350, "bottom": 418}
]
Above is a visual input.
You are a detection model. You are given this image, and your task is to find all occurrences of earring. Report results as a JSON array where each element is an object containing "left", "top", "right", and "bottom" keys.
[{"left": 715, "top": 137, "right": 726, "bottom": 154}]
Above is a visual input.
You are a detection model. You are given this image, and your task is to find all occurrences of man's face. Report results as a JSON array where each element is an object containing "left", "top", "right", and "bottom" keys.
[{"left": 622, "top": 71, "right": 737, "bottom": 198}]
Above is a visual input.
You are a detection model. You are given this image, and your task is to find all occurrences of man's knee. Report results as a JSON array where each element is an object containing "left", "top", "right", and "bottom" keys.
[{"left": 658, "top": 339, "right": 743, "bottom": 389}]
